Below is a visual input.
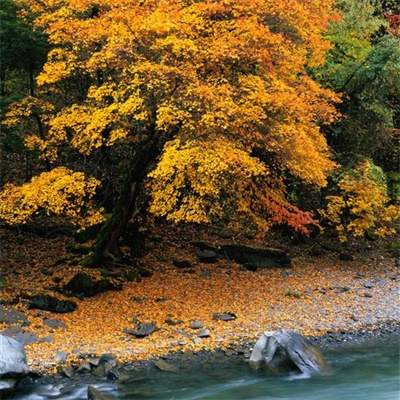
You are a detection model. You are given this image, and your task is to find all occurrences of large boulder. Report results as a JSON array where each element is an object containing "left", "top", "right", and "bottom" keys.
[
  {"left": 27, "top": 294, "right": 77, "bottom": 313},
  {"left": 0, "top": 306, "right": 30, "bottom": 326},
  {"left": 64, "top": 272, "right": 122, "bottom": 298},
  {"left": 219, "top": 245, "right": 291, "bottom": 269},
  {"left": 0, "top": 335, "right": 29, "bottom": 398},
  {"left": 249, "top": 329, "right": 330, "bottom": 376}
]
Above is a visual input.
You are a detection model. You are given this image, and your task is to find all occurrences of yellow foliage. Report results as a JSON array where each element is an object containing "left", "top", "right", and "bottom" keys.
[
  {"left": 9, "top": 0, "right": 341, "bottom": 232},
  {"left": 148, "top": 137, "right": 316, "bottom": 233},
  {"left": 0, "top": 167, "right": 104, "bottom": 229},
  {"left": 320, "top": 160, "right": 399, "bottom": 241}
]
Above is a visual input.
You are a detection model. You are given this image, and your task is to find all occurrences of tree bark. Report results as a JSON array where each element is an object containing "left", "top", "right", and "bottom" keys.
[{"left": 83, "top": 134, "right": 160, "bottom": 268}]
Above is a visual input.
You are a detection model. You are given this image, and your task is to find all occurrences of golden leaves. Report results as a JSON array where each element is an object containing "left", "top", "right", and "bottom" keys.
[
  {"left": 321, "top": 160, "right": 399, "bottom": 241},
  {"left": 11, "top": 0, "right": 342, "bottom": 233},
  {"left": 0, "top": 167, "right": 104, "bottom": 229}
]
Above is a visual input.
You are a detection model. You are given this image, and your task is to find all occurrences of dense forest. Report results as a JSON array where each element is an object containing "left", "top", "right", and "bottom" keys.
[{"left": 1, "top": 0, "right": 399, "bottom": 267}]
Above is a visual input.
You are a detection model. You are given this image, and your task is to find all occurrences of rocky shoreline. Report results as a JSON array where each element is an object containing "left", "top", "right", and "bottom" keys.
[
  {"left": 2, "top": 315, "right": 399, "bottom": 399},
  {"left": 18, "top": 321, "right": 400, "bottom": 380}
]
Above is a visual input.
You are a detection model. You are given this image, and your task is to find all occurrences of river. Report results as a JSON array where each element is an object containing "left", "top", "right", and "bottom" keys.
[{"left": 12, "top": 338, "right": 399, "bottom": 400}]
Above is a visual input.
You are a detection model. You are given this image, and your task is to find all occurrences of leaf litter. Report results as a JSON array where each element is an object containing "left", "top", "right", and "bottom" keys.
[{"left": 0, "top": 224, "right": 398, "bottom": 373}]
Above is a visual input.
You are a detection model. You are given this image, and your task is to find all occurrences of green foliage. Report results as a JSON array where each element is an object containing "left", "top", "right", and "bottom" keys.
[{"left": 315, "top": 0, "right": 400, "bottom": 158}]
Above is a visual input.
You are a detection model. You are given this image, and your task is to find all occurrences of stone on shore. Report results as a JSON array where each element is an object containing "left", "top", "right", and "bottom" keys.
[
  {"left": 0, "top": 335, "right": 29, "bottom": 398},
  {"left": 249, "top": 329, "right": 330, "bottom": 375}
]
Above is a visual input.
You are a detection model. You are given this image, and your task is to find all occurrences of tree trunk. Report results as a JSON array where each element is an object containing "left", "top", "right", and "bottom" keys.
[{"left": 83, "top": 135, "right": 160, "bottom": 268}]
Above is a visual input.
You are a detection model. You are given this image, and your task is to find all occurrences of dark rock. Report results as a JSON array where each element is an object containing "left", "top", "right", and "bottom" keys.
[
  {"left": 14, "top": 331, "right": 40, "bottom": 346},
  {"left": 77, "top": 361, "right": 92, "bottom": 373},
  {"left": 124, "top": 322, "right": 157, "bottom": 338},
  {"left": 242, "top": 263, "right": 258, "bottom": 272},
  {"left": 40, "top": 268, "right": 53, "bottom": 276},
  {"left": 155, "top": 298, "right": 167, "bottom": 303},
  {"left": 154, "top": 359, "right": 179, "bottom": 373},
  {"left": 198, "top": 250, "right": 218, "bottom": 263},
  {"left": 58, "top": 364, "right": 75, "bottom": 378},
  {"left": 64, "top": 272, "right": 122, "bottom": 298},
  {"left": 98, "top": 354, "right": 117, "bottom": 368},
  {"left": 220, "top": 244, "right": 291, "bottom": 269},
  {"left": 191, "top": 242, "right": 218, "bottom": 251},
  {"left": 0, "top": 306, "right": 30, "bottom": 326},
  {"left": 87, "top": 385, "right": 110, "bottom": 400},
  {"left": 27, "top": 294, "right": 77, "bottom": 313},
  {"left": 43, "top": 318, "right": 67, "bottom": 329},
  {"left": 213, "top": 312, "right": 236, "bottom": 321},
  {"left": 106, "top": 368, "right": 120, "bottom": 380},
  {"left": 339, "top": 253, "right": 354, "bottom": 261},
  {"left": 364, "top": 292, "right": 373, "bottom": 298},
  {"left": 164, "top": 318, "right": 183, "bottom": 326},
  {"left": 363, "top": 281, "right": 374, "bottom": 289},
  {"left": 173, "top": 260, "right": 192, "bottom": 269},
  {"left": 137, "top": 267, "right": 152, "bottom": 278},
  {"left": 132, "top": 297, "right": 144, "bottom": 303}
]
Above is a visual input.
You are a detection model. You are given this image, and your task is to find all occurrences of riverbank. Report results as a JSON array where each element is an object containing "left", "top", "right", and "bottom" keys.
[{"left": 0, "top": 223, "right": 399, "bottom": 376}]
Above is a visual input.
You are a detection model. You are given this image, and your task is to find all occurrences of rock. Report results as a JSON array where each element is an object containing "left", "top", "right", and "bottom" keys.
[
  {"left": 27, "top": 294, "right": 77, "bottom": 313},
  {"left": 200, "top": 270, "right": 212, "bottom": 278},
  {"left": 364, "top": 281, "right": 374, "bottom": 289},
  {"left": 77, "top": 361, "right": 92, "bottom": 373},
  {"left": 242, "top": 263, "right": 258, "bottom": 272},
  {"left": 173, "top": 260, "right": 192, "bottom": 269},
  {"left": 249, "top": 329, "right": 330, "bottom": 376},
  {"left": 136, "top": 267, "right": 152, "bottom": 278},
  {"left": 87, "top": 385, "right": 110, "bottom": 400},
  {"left": 124, "top": 322, "right": 157, "bottom": 338},
  {"left": 198, "top": 329, "right": 211, "bottom": 338},
  {"left": 198, "top": 250, "right": 218, "bottom": 263},
  {"left": 0, "top": 335, "right": 29, "bottom": 398},
  {"left": 0, "top": 306, "right": 29, "bottom": 326},
  {"left": 213, "top": 312, "right": 236, "bottom": 321},
  {"left": 339, "top": 253, "right": 354, "bottom": 261},
  {"left": 58, "top": 364, "right": 75, "bottom": 378},
  {"left": 54, "top": 351, "right": 69, "bottom": 363},
  {"left": 98, "top": 354, "right": 117, "bottom": 368},
  {"left": 14, "top": 331, "right": 40, "bottom": 346},
  {"left": 64, "top": 272, "right": 122, "bottom": 298},
  {"left": 220, "top": 244, "right": 291, "bottom": 269},
  {"left": 189, "top": 320, "right": 204, "bottom": 329},
  {"left": 43, "top": 318, "right": 67, "bottom": 329},
  {"left": 154, "top": 360, "right": 179, "bottom": 373},
  {"left": 165, "top": 318, "right": 183, "bottom": 326}
]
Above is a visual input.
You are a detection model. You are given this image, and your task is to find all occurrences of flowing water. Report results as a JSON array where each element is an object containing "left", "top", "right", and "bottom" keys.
[{"left": 13, "top": 339, "right": 399, "bottom": 400}]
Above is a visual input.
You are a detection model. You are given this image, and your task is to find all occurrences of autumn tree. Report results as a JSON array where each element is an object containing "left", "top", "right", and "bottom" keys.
[{"left": 2, "top": 0, "right": 340, "bottom": 266}]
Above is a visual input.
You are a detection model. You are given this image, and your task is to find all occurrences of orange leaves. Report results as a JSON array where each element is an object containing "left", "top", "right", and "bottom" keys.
[{"left": 0, "top": 167, "right": 104, "bottom": 229}]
